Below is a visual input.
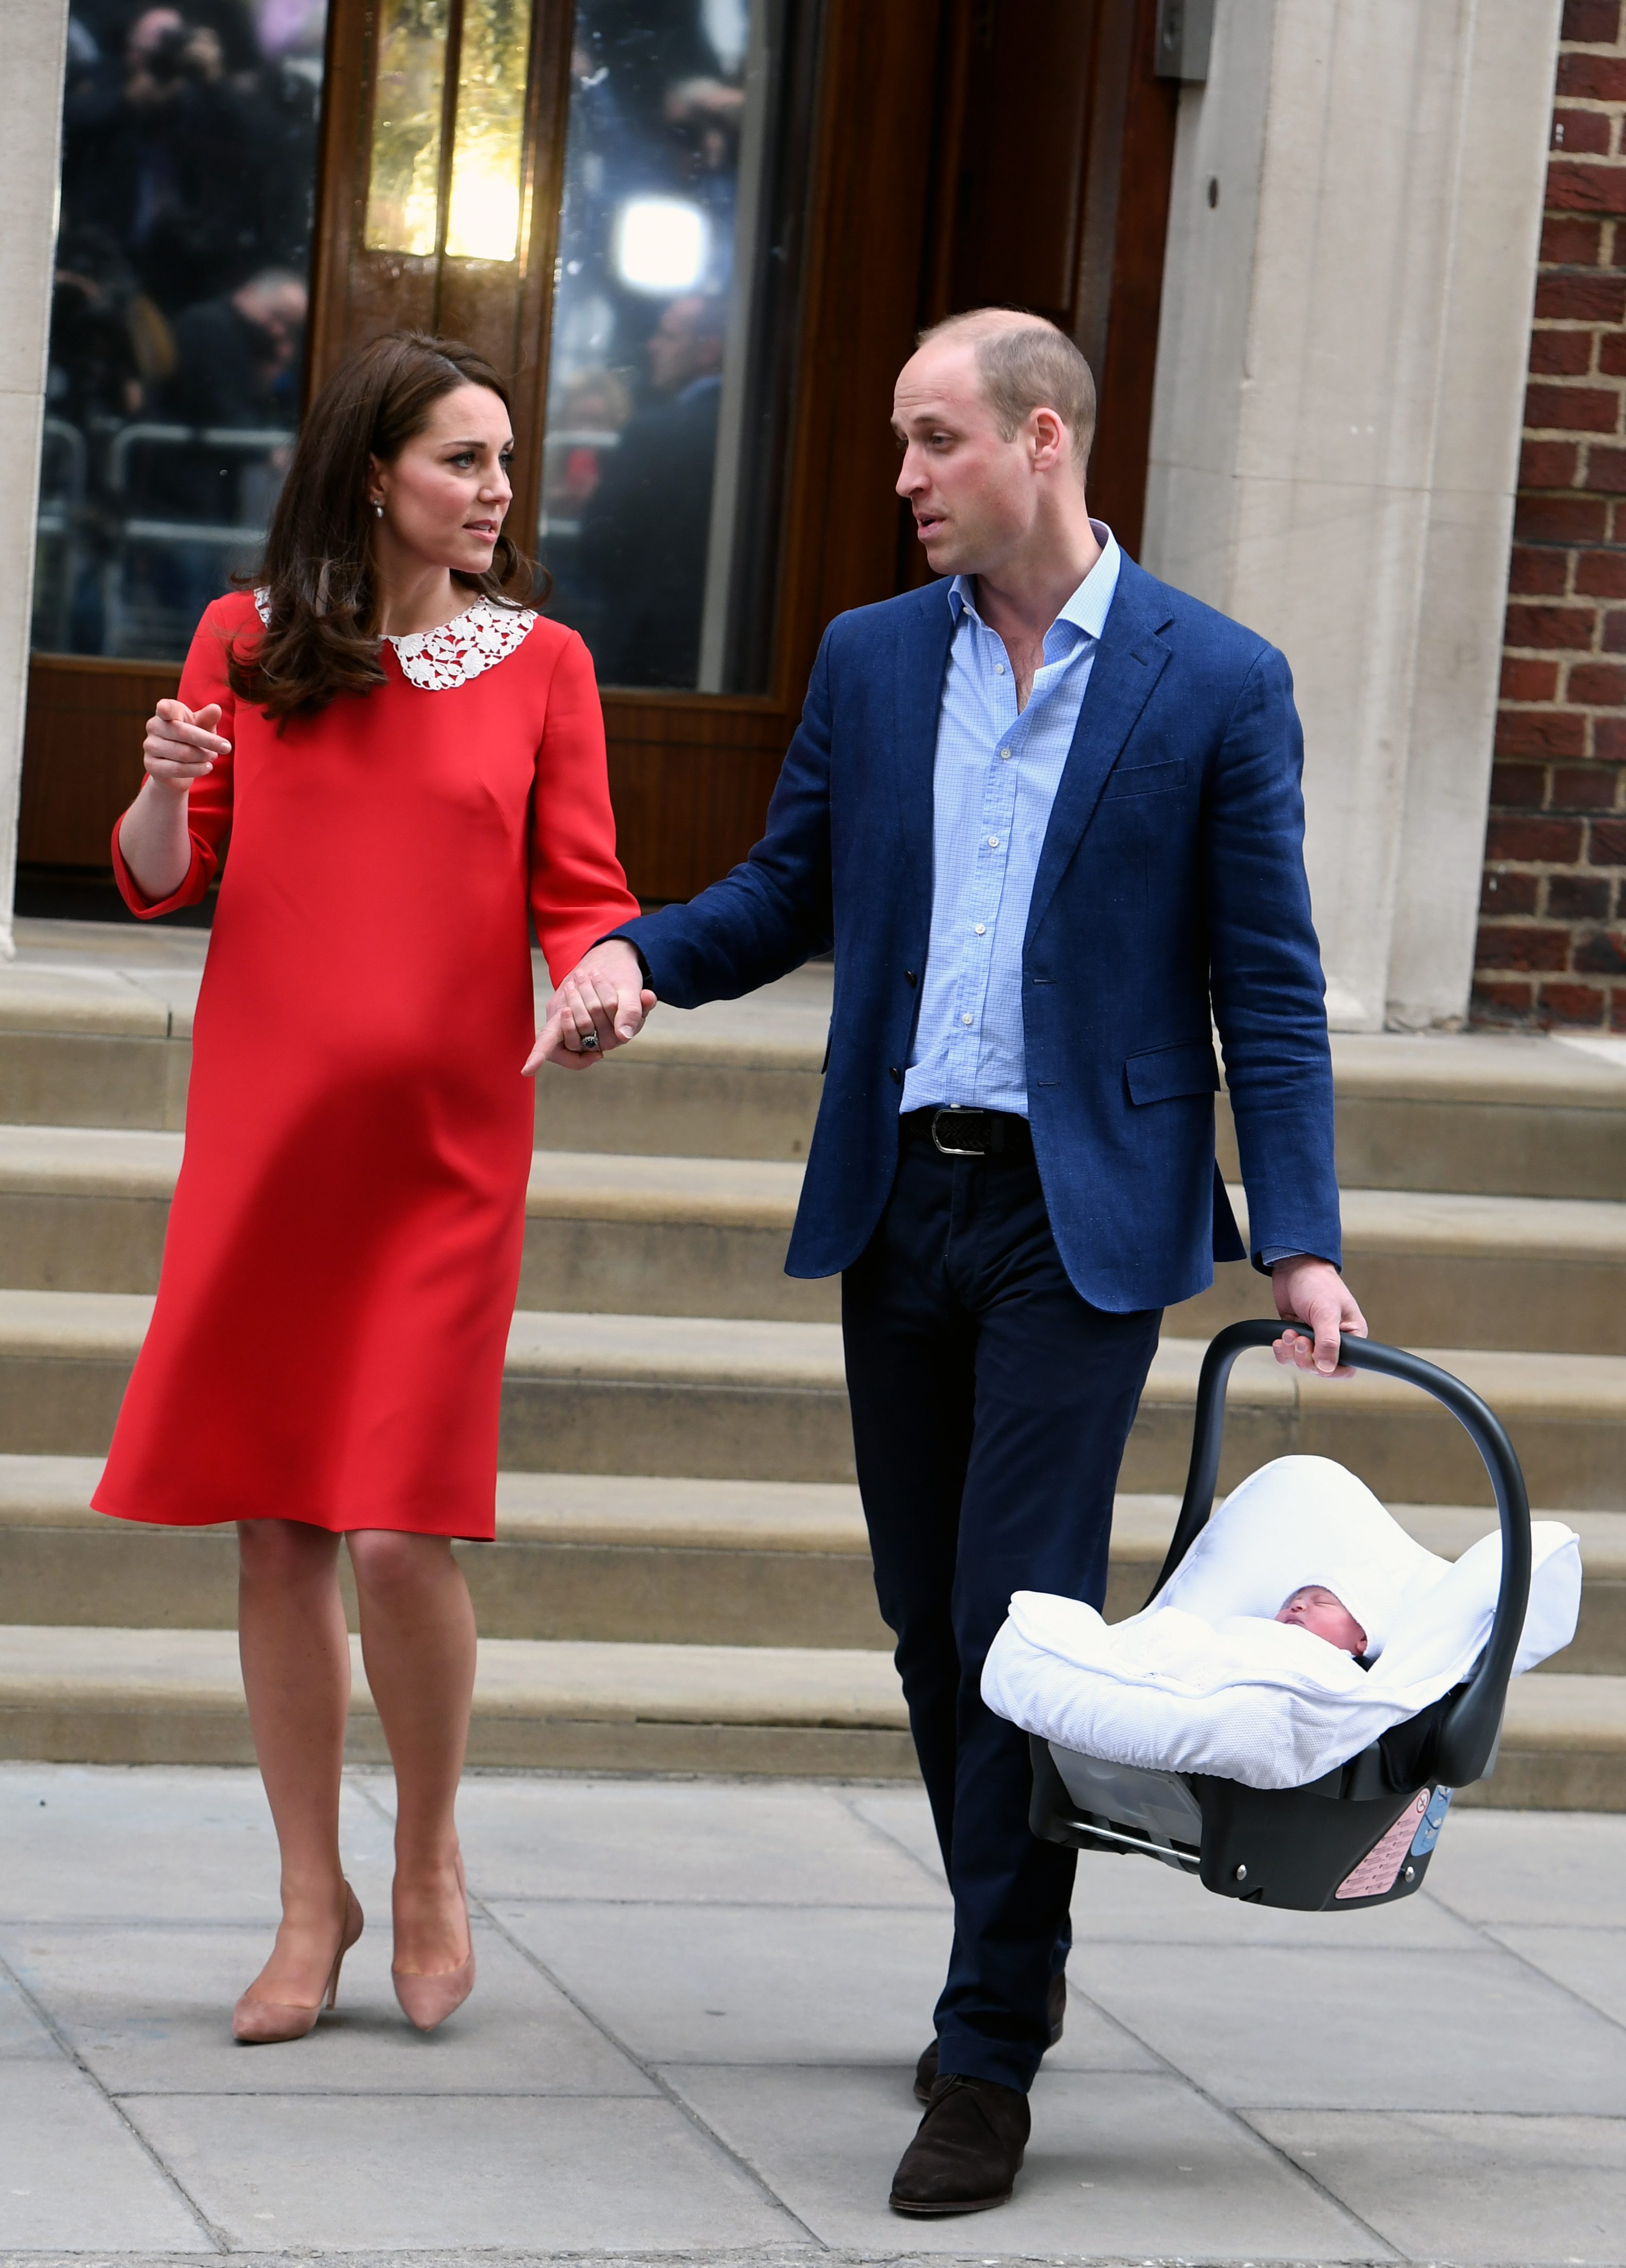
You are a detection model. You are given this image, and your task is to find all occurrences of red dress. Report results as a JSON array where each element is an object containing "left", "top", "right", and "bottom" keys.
[{"left": 93, "top": 591, "right": 640, "bottom": 1539}]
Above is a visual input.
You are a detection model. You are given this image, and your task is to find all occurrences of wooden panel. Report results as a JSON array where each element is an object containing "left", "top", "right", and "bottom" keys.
[
  {"left": 1086, "top": 3, "right": 1179, "bottom": 555},
  {"left": 19, "top": 659, "right": 178, "bottom": 869},
  {"left": 944, "top": 0, "right": 1100, "bottom": 321},
  {"left": 918, "top": 0, "right": 1177, "bottom": 559}
]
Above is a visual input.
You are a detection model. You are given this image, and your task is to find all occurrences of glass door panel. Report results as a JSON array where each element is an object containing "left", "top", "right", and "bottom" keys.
[
  {"left": 32, "top": 0, "right": 331, "bottom": 663},
  {"left": 364, "top": 0, "right": 452, "bottom": 256},
  {"left": 446, "top": 0, "right": 538, "bottom": 260},
  {"left": 538, "top": 0, "right": 819, "bottom": 694}
]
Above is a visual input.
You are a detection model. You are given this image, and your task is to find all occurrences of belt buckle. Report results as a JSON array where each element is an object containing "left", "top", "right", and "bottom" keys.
[{"left": 931, "top": 1107, "right": 989, "bottom": 1157}]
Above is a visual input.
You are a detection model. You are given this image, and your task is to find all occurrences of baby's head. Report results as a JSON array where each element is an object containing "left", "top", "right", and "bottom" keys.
[{"left": 1277, "top": 1584, "right": 1368, "bottom": 1656}]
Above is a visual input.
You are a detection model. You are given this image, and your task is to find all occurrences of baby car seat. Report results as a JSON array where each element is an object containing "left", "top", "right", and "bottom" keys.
[{"left": 1027, "top": 1318, "right": 1532, "bottom": 1910}]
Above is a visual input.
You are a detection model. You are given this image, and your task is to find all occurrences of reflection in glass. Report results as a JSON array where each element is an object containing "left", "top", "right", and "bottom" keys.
[
  {"left": 445, "top": 0, "right": 535, "bottom": 262},
  {"left": 34, "top": 0, "right": 329, "bottom": 661},
  {"left": 539, "top": 0, "right": 818, "bottom": 695},
  {"left": 364, "top": 0, "right": 452, "bottom": 257}
]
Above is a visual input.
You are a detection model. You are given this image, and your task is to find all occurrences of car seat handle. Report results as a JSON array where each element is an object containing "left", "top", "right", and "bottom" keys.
[{"left": 1145, "top": 1320, "right": 1533, "bottom": 1787}]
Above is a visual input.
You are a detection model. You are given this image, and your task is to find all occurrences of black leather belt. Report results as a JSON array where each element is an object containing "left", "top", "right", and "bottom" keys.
[{"left": 902, "top": 1106, "right": 1029, "bottom": 1158}]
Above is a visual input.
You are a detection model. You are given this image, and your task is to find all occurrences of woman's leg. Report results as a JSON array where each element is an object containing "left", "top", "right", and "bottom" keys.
[
  {"left": 346, "top": 1530, "right": 476, "bottom": 1974},
  {"left": 236, "top": 1518, "right": 352, "bottom": 2001}
]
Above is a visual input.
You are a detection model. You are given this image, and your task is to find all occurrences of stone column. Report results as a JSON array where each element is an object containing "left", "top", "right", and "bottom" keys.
[
  {"left": 1141, "top": 0, "right": 1562, "bottom": 1030},
  {"left": 0, "top": 0, "right": 69, "bottom": 959}
]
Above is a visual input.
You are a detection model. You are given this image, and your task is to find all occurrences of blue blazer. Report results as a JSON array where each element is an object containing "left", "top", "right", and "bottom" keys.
[{"left": 620, "top": 554, "right": 1341, "bottom": 1312}]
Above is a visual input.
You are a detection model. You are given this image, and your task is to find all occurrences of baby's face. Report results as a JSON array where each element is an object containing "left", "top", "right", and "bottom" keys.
[{"left": 1277, "top": 1585, "right": 1368, "bottom": 1655}]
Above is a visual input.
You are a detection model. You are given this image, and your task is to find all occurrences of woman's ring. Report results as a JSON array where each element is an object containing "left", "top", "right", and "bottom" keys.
[{"left": 579, "top": 1030, "right": 600, "bottom": 1052}]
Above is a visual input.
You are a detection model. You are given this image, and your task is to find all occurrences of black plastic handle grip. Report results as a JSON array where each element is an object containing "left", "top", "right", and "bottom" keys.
[{"left": 1144, "top": 1319, "right": 1533, "bottom": 1788}]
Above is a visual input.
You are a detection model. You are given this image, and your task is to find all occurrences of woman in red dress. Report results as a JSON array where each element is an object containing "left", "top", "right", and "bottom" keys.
[{"left": 98, "top": 332, "right": 646, "bottom": 2042}]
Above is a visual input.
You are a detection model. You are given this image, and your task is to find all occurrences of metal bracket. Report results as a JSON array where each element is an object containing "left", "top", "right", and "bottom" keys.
[{"left": 1155, "top": 0, "right": 1214, "bottom": 82}]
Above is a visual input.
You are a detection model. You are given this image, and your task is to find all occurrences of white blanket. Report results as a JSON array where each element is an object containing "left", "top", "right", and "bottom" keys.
[{"left": 981, "top": 1456, "right": 1581, "bottom": 1790}]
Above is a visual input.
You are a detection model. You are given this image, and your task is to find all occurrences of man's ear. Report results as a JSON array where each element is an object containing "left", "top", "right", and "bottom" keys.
[{"left": 1029, "top": 407, "right": 1068, "bottom": 473}]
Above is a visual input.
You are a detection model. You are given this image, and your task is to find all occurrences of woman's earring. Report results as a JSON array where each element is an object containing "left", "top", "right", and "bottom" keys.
[{"left": 372, "top": 501, "right": 384, "bottom": 519}]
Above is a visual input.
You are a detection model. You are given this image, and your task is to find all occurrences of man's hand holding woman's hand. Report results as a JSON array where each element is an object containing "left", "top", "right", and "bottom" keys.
[
  {"left": 1270, "top": 1256, "right": 1367, "bottom": 1379},
  {"left": 524, "top": 939, "right": 656, "bottom": 1074}
]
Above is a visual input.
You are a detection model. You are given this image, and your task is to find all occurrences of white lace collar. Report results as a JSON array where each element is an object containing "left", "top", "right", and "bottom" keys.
[{"left": 252, "top": 590, "right": 537, "bottom": 690}]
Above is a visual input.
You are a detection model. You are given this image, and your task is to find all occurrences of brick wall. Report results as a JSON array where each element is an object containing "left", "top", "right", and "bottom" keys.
[{"left": 1475, "top": 0, "right": 1626, "bottom": 1032}]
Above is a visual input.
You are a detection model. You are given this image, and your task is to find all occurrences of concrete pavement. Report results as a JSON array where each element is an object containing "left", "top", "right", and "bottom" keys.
[{"left": 1, "top": 1764, "right": 1623, "bottom": 2263}]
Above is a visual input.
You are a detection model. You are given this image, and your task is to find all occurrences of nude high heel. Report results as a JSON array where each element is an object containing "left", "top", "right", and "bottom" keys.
[
  {"left": 392, "top": 1852, "right": 475, "bottom": 2033},
  {"left": 233, "top": 1882, "right": 364, "bottom": 2045}
]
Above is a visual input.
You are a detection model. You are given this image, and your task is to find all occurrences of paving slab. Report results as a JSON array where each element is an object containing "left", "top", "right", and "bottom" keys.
[
  {"left": 120, "top": 2091, "right": 802, "bottom": 2252},
  {"left": 0, "top": 1917, "right": 653, "bottom": 2097},
  {"left": 1417, "top": 1804, "right": 1626, "bottom": 1925},
  {"left": 1483, "top": 1922, "right": 1626, "bottom": 2027},
  {"left": 662, "top": 2063, "right": 1387, "bottom": 2259},
  {"left": 1247, "top": 2108, "right": 1626, "bottom": 2265},
  {"left": 0, "top": 2060, "right": 210, "bottom": 2251},
  {"left": 0, "top": 1761, "right": 393, "bottom": 1921},
  {"left": 487, "top": 1897, "right": 984, "bottom": 2070},
  {"left": 430, "top": 1773, "right": 951, "bottom": 1907},
  {"left": 1080, "top": 1939, "right": 1626, "bottom": 2114},
  {"left": 1, "top": 1766, "right": 1623, "bottom": 2263},
  {"left": 489, "top": 1897, "right": 1161, "bottom": 2077}
]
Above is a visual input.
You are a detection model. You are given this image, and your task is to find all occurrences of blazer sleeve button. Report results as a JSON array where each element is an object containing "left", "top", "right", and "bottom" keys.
[
  {"left": 905, "top": 970, "right": 917, "bottom": 986},
  {"left": 889, "top": 1066, "right": 902, "bottom": 1085}
]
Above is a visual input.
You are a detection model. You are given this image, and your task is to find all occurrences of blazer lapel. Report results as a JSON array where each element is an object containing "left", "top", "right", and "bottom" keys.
[
  {"left": 1023, "top": 557, "right": 1173, "bottom": 950},
  {"left": 892, "top": 586, "right": 955, "bottom": 922}
]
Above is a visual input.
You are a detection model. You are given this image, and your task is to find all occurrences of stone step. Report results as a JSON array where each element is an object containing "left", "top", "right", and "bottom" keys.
[
  {"left": 0, "top": 1624, "right": 913, "bottom": 1777},
  {"left": 4, "top": 1455, "right": 1621, "bottom": 1671},
  {"left": 0, "top": 1621, "right": 1616, "bottom": 1804},
  {"left": 6, "top": 924, "right": 1625, "bottom": 1198},
  {"left": 3, "top": 1127, "right": 1622, "bottom": 1355},
  {"left": 2, "top": 1292, "right": 1622, "bottom": 1510}
]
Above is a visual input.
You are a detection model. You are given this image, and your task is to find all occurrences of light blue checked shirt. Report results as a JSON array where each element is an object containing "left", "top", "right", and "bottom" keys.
[{"left": 902, "top": 524, "right": 1121, "bottom": 1118}]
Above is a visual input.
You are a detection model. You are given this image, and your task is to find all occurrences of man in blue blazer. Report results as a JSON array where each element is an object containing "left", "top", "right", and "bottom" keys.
[{"left": 535, "top": 310, "right": 1366, "bottom": 2216}]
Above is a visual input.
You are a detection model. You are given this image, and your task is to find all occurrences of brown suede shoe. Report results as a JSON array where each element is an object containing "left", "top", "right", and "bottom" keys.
[
  {"left": 913, "top": 1972, "right": 1066, "bottom": 2104},
  {"left": 889, "top": 2072, "right": 1031, "bottom": 2217}
]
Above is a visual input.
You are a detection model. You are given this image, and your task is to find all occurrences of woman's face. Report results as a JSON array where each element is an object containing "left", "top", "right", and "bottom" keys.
[{"left": 369, "top": 384, "right": 515, "bottom": 576}]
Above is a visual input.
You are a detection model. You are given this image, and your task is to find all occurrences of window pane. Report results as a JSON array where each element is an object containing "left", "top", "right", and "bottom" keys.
[
  {"left": 445, "top": 0, "right": 535, "bottom": 263},
  {"left": 364, "top": 0, "right": 452, "bottom": 257},
  {"left": 538, "top": 0, "right": 820, "bottom": 694},
  {"left": 34, "top": 1, "right": 329, "bottom": 662}
]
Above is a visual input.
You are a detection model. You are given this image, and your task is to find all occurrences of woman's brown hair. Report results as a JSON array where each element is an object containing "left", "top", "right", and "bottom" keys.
[{"left": 229, "top": 331, "right": 540, "bottom": 721}]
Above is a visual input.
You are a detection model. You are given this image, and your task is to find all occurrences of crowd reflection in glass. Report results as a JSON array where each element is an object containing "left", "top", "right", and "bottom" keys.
[
  {"left": 35, "top": 0, "right": 325, "bottom": 661},
  {"left": 541, "top": 0, "right": 776, "bottom": 692}
]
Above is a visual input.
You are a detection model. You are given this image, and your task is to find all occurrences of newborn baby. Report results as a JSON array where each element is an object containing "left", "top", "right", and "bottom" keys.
[{"left": 1277, "top": 1584, "right": 1368, "bottom": 1656}]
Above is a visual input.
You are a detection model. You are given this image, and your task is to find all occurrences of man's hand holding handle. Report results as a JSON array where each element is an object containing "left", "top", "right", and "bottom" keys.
[{"left": 1270, "top": 1255, "right": 1368, "bottom": 1379}]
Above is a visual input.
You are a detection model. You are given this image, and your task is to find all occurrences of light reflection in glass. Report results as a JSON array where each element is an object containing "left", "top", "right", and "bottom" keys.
[
  {"left": 539, "top": 1, "right": 816, "bottom": 694},
  {"left": 613, "top": 197, "right": 709, "bottom": 294},
  {"left": 364, "top": 0, "right": 451, "bottom": 257},
  {"left": 445, "top": 0, "right": 536, "bottom": 262}
]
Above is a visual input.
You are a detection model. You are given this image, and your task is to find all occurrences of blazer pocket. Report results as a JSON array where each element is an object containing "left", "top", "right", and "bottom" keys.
[
  {"left": 1100, "top": 758, "right": 1187, "bottom": 800},
  {"left": 1125, "top": 1038, "right": 1222, "bottom": 1105}
]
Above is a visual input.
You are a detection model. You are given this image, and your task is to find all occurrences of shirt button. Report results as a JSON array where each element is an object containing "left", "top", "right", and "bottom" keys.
[
  {"left": 974, "top": 924, "right": 986, "bottom": 936},
  {"left": 987, "top": 835, "right": 999, "bottom": 848},
  {"left": 961, "top": 1012, "right": 973, "bottom": 1026},
  {"left": 994, "top": 662, "right": 1005, "bottom": 673},
  {"left": 999, "top": 748, "right": 1011, "bottom": 761}
]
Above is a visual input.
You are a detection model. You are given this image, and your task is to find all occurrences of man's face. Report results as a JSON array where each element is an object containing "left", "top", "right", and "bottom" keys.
[
  {"left": 647, "top": 296, "right": 723, "bottom": 393},
  {"left": 892, "top": 340, "right": 1035, "bottom": 579}
]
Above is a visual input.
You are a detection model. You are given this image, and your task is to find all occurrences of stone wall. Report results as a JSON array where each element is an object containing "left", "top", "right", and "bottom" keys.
[
  {"left": 0, "top": 0, "right": 70, "bottom": 959},
  {"left": 1476, "top": 0, "right": 1626, "bottom": 1032},
  {"left": 1143, "top": 0, "right": 1560, "bottom": 1032}
]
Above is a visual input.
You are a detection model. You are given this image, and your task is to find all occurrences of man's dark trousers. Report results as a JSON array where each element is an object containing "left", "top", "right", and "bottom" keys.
[{"left": 842, "top": 1111, "right": 1161, "bottom": 2096}]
